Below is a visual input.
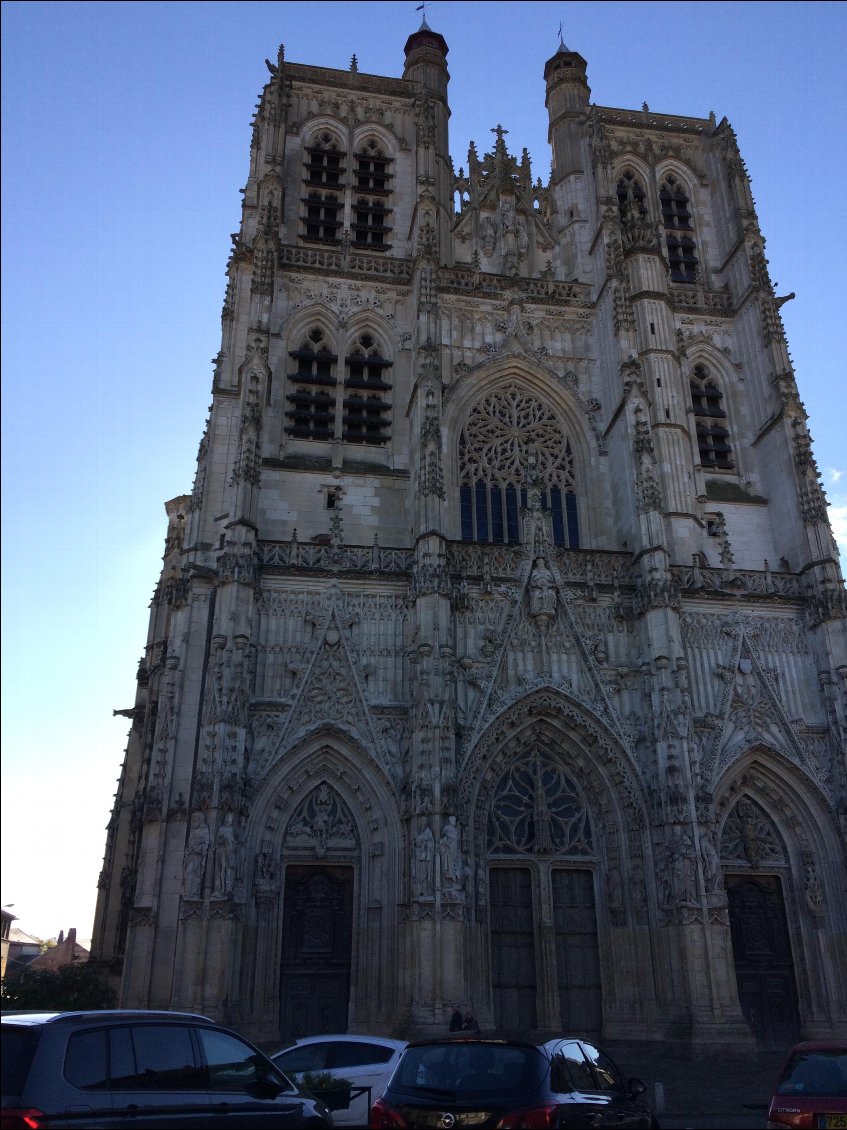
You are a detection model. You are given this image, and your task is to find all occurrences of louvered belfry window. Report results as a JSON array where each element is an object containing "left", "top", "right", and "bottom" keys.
[{"left": 285, "top": 328, "right": 337, "bottom": 440}]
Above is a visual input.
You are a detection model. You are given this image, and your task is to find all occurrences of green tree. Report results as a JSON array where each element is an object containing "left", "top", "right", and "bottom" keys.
[{"left": 1, "top": 962, "right": 116, "bottom": 1010}]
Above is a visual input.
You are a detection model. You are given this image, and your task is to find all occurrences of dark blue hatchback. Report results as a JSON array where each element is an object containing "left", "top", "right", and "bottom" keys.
[{"left": 369, "top": 1036, "right": 657, "bottom": 1129}]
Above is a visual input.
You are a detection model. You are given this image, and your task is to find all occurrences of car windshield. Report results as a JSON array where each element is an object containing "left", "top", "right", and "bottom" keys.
[
  {"left": 777, "top": 1050, "right": 847, "bottom": 1097},
  {"left": 393, "top": 1043, "right": 547, "bottom": 1098}
]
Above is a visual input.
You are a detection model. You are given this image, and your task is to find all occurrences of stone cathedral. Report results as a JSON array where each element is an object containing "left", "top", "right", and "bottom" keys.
[{"left": 92, "top": 22, "right": 847, "bottom": 1051}]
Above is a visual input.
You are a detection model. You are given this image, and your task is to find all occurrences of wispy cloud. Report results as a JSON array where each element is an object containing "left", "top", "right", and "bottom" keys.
[{"left": 827, "top": 467, "right": 844, "bottom": 483}]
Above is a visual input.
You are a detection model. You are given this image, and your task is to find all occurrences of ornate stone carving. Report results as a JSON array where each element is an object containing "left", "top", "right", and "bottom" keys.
[
  {"left": 487, "top": 751, "right": 593, "bottom": 856},
  {"left": 284, "top": 783, "right": 358, "bottom": 858},
  {"left": 212, "top": 812, "right": 241, "bottom": 899},
  {"left": 182, "top": 812, "right": 211, "bottom": 899},
  {"left": 438, "top": 815, "right": 463, "bottom": 892},
  {"left": 412, "top": 824, "right": 435, "bottom": 898},
  {"left": 720, "top": 796, "right": 785, "bottom": 867}
]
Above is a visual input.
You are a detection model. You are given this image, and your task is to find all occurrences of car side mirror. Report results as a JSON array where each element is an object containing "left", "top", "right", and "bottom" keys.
[
  {"left": 628, "top": 1077, "right": 647, "bottom": 1098},
  {"left": 254, "top": 1067, "right": 284, "bottom": 1099}
]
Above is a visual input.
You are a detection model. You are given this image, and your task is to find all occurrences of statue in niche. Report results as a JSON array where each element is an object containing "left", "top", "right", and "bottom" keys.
[
  {"left": 699, "top": 828, "right": 722, "bottom": 894},
  {"left": 412, "top": 825, "right": 435, "bottom": 898},
  {"left": 311, "top": 784, "right": 333, "bottom": 854},
  {"left": 182, "top": 812, "right": 210, "bottom": 899},
  {"left": 439, "top": 816, "right": 462, "bottom": 891},
  {"left": 255, "top": 839, "right": 278, "bottom": 889},
  {"left": 480, "top": 215, "right": 497, "bottom": 257},
  {"left": 670, "top": 831, "right": 698, "bottom": 905},
  {"left": 804, "top": 863, "right": 824, "bottom": 917},
  {"left": 413, "top": 770, "right": 434, "bottom": 815},
  {"left": 738, "top": 797, "right": 764, "bottom": 866},
  {"left": 607, "top": 865, "right": 624, "bottom": 916},
  {"left": 516, "top": 218, "right": 529, "bottom": 255},
  {"left": 529, "top": 557, "right": 557, "bottom": 618},
  {"left": 212, "top": 812, "right": 239, "bottom": 898}
]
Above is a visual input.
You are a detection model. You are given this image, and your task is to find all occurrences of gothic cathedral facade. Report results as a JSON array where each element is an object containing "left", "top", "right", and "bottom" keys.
[{"left": 92, "top": 24, "right": 847, "bottom": 1050}]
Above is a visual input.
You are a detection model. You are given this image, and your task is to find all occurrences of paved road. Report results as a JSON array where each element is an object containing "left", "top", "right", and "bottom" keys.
[{"left": 615, "top": 1045, "right": 783, "bottom": 1129}]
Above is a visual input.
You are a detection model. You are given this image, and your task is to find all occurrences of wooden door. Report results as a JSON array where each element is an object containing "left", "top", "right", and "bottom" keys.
[
  {"left": 490, "top": 867, "right": 537, "bottom": 1032},
  {"left": 553, "top": 868, "right": 602, "bottom": 1035},
  {"left": 726, "top": 874, "right": 800, "bottom": 1047},
  {"left": 280, "top": 866, "right": 353, "bottom": 1039}
]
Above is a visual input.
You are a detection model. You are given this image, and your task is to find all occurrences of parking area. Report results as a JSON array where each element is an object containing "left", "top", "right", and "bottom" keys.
[{"left": 613, "top": 1045, "right": 784, "bottom": 1129}]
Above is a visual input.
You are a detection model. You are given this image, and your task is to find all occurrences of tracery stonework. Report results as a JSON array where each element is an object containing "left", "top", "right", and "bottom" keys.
[
  {"left": 458, "top": 385, "right": 576, "bottom": 490},
  {"left": 93, "top": 21, "right": 846, "bottom": 1053}
]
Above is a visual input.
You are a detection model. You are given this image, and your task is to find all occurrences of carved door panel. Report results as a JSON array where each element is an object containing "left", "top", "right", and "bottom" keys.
[
  {"left": 553, "top": 869, "right": 602, "bottom": 1035},
  {"left": 726, "top": 874, "right": 800, "bottom": 1047},
  {"left": 490, "top": 867, "right": 537, "bottom": 1032},
  {"left": 280, "top": 866, "right": 353, "bottom": 1040}
]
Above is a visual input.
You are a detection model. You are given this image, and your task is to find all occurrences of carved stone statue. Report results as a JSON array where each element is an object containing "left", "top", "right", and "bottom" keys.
[
  {"left": 438, "top": 815, "right": 462, "bottom": 891},
  {"left": 412, "top": 825, "right": 435, "bottom": 898},
  {"left": 182, "top": 812, "right": 210, "bottom": 899},
  {"left": 529, "top": 557, "right": 557, "bottom": 618},
  {"left": 212, "top": 812, "right": 239, "bottom": 898},
  {"left": 255, "top": 839, "right": 278, "bottom": 889},
  {"left": 804, "top": 862, "right": 824, "bottom": 917},
  {"left": 480, "top": 215, "right": 497, "bottom": 258},
  {"left": 699, "top": 829, "right": 721, "bottom": 894}
]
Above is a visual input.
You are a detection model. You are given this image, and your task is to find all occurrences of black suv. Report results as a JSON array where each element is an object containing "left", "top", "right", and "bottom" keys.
[
  {"left": 1, "top": 1010, "right": 332, "bottom": 1128},
  {"left": 369, "top": 1036, "right": 657, "bottom": 1128}
]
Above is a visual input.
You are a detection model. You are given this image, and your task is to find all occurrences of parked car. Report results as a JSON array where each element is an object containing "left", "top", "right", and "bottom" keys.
[
  {"left": 1, "top": 1009, "right": 332, "bottom": 1128},
  {"left": 271, "top": 1033, "right": 407, "bottom": 1128},
  {"left": 766, "top": 1040, "right": 847, "bottom": 1129},
  {"left": 369, "top": 1035, "right": 656, "bottom": 1128}
]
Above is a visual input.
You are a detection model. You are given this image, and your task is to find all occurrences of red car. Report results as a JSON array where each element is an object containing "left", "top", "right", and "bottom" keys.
[{"left": 767, "top": 1041, "right": 847, "bottom": 1129}]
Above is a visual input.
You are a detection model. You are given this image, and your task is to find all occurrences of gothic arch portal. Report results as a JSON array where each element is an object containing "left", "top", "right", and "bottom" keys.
[
  {"left": 713, "top": 748, "right": 847, "bottom": 1042},
  {"left": 460, "top": 688, "right": 655, "bottom": 1039},
  {"left": 239, "top": 733, "right": 403, "bottom": 1042}
]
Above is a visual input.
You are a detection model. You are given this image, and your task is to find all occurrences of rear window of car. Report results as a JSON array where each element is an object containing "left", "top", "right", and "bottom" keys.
[
  {"left": 1, "top": 1025, "right": 42, "bottom": 1105},
  {"left": 65, "top": 1029, "right": 109, "bottom": 1090},
  {"left": 394, "top": 1043, "right": 546, "bottom": 1097},
  {"left": 777, "top": 1049, "right": 847, "bottom": 1097},
  {"left": 274, "top": 1043, "right": 330, "bottom": 1073}
]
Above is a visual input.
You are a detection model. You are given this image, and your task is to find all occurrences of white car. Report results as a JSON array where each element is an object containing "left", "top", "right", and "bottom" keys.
[{"left": 271, "top": 1034, "right": 407, "bottom": 1128}]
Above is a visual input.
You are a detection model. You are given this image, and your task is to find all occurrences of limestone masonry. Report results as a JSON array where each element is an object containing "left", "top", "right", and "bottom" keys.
[{"left": 92, "top": 21, "right": 847, "bottom": 1051}]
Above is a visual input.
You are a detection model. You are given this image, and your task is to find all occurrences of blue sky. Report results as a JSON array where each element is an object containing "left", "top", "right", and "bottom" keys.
[{"left": 2, "top": 0, "right": 845, "bottom": 943}]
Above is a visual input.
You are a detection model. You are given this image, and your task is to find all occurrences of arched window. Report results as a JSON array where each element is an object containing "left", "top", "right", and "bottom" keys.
[
  {"left": 690, "top": 363, "right": 733, "bottom": 469},
  {"left": 660, "top": 174, "right": 698, "bottom": 283},
  {"left": 342, "top": 332, "right": 392, "bottom": 444},
  {"left": 285, "top": 328, "right": 337, "bottom": 440},
  {"left": 355, "top": 138, "right": 391, "bottom": 192},
  {"left": 458, "top": 385, "right": 579, "bottom": 547},
  {"left": 304, "top": 132, "right": 344, "bottom": 187},
  {"left": 302, "top": 133, "right": 344, "bottom": 244},
  {"left": 353, "top": 139, "right": 392, "bottom": 250},
  {"left": 616, "top": 170, "right": 647, "bottom": 225}
]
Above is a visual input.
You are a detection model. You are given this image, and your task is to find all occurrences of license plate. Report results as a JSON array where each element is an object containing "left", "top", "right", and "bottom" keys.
[{"left": 819, "top": 1116, "right": 847, "bottom": 1129}]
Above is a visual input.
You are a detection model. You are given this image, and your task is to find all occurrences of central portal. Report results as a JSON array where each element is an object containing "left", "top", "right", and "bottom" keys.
[{"left": 280, "top": 865, "right": 354, "bottom": 1039}]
